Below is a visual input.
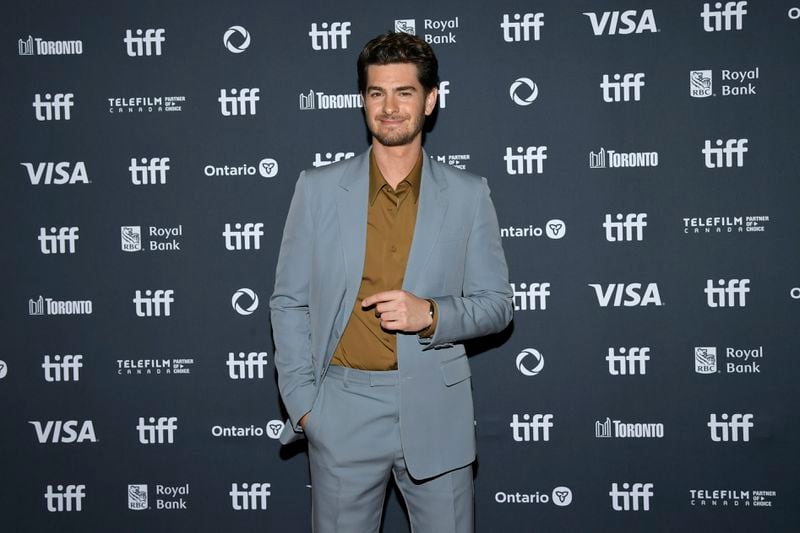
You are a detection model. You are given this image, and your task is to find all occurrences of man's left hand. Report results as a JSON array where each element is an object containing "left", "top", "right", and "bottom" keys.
[{"left": 362, "top": 290, "right": 432, "bottom": 332}]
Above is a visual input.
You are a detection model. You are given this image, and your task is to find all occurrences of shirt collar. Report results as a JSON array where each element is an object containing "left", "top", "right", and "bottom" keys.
[{"left": 368, "top": 150, "right": 423, "bottom": 206}]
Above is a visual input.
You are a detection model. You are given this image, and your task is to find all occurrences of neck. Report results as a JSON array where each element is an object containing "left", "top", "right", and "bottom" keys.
[{"left": 371, "top": 138, "right": 422, "bottom": 189}]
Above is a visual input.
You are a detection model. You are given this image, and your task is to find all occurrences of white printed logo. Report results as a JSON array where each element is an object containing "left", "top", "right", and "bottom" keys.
[
  {"left": 223, "top": 223, "right": 264, "bottom": 251},
  {"left": 701, "top": 2, "right": 747, "bottom": 32},
  {"left": 309, "top": 22, "right": 351, "bottom": 50},
  {"left": 516, "top": 349, "right": 544, "bottom": 376},
  {"left": 695, "top": 347, "right": 717, "bottom": 373},
  {"left": 708, "top": 413, "right": 754, "bottom": 442},
  {"left": 606, "top": 347, "right": 650, "bottom": 375},
  {"left": 30, "top": 420, "right": 97, "bottom": 443},
  {"left": 224, "top": 26, "right": 250, "bottom": 53},
  {"left": 705, "top": 279, "right": 749, "bottom": 307},
  {"left": 0, "top": 360, "right": 6, "bottom": 379},
  {"left": 601, "top": 73, "right": 645, "bottom": 102},
  {"left": 230, "top": 483, "right": 271, "bottom": 510},
  {"left": 509, "top": 78, "right": 538, "bottom": 106},
  {"left": 511, "top": 282, "right": 550, "bottom": 311},
  {"left": 124, "top": 28, "right": 165, "bottom": 56},
  {"left": 121, "top": 226, "right": 142, "bottom": 252},
  {"left": 395, "top": 19, "right": 416, "bottom": 35},
  {"left": 504, "top": 146, "right": 547, "bottom": 175},
  {"left": 584, "top": 10, "right": 658, "bottom": 35},
  {"left": 133, "top": 290, "right": 174, "bottom": 317},
  {"left": 22, "top": 162, "right": 89, "bottom": 185},
  {"left": 590, "top": 283, "right": 663, "bottom": 307},
  {"left": 128, "top": 484, "right": 148, "bottom": 510},
  {"left": 510, "top": 414, "right": 553, "bottom": 442},
  {"left": 690, "top": 70, "right": 713, "bottom": 97},
  {"left": 227, "top": 352, "right": 268, "bottom": 379},
  {"left": 130, "top": 157, "right": 170, "bottom": 185},
  {"left": 604, "top": 213, "right": 647, "bottom": 242},
  {"left": 45, "top": 484, "right": 85, "bottom": 512},
  {"left": 501, "top": 13, "right": 544, "bottom": 42},
  {"left": 219, "top": 88, "right": 260, "bottom": 116},
  {"left": 137, "top": 416, "right": 178, "bottom": 444},
  {"left": 610, "top": 483, "right": 653, "bottom": 511},
  {"left": 39, "top": 227, "right": 79, "bottom": 254},
  {"left": 43, "top": 355, "right": 83, "bottom": 382},
  {"left": 313, "top": 152, "right": 356, "bottom": 168},
  {"left": 703, "top": 139, "right": 748, "bottom": 168},
  {"left": 33, "top": 93, "right": 73, "bottom": 121},
  {"left": 232, "top": 288, "right": 259, "bottom": 315}
]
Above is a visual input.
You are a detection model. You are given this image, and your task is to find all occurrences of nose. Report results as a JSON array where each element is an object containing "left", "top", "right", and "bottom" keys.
[{"left": 382, "top": 93, "right": 399, "bottom": 115}]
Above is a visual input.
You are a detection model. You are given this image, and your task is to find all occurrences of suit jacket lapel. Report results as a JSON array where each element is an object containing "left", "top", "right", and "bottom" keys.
[
  {"left": 404, "top": 151, "right": 449, "bottom": 293},
  {"left": 336, "top": 150, "right": 370, "bottom": 314}
]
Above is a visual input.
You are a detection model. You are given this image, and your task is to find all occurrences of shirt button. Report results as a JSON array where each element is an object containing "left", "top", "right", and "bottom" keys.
[{"left": 390, "top": 245, "right": 397, "bottom": 252}]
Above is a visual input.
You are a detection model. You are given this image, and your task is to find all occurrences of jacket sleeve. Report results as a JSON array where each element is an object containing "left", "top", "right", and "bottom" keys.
[
  {"left": 270, "top": 171, "right": 317, "bottom": 430},
  {"left": 420, "top": 177, "right": 513, "bottom": 348}
]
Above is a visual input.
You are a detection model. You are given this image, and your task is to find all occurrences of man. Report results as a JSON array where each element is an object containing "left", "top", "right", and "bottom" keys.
[{"left": 270, "top": 32, "right": 512, "bottom": 532}]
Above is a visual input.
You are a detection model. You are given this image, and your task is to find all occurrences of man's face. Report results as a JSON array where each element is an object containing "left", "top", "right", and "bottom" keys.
[{"left": 363, "top": 63, "right": 438, "bottom": 147}]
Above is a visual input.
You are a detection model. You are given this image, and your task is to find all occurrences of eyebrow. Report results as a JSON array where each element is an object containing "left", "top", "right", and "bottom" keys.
[{"left": 366, "top": 85, "right": 419, "bottom": 93}]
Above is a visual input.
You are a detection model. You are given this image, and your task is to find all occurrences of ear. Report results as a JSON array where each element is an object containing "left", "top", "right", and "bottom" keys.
[{"left": 424, "top": 87, "right": 439, "bottom": 116}]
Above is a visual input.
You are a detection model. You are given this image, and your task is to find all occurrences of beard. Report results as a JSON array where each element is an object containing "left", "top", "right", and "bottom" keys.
[{"left": 368, "top": 112, "right": 425, "bottom": 147}]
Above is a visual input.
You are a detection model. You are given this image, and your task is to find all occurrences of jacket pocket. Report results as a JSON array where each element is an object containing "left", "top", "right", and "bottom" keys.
[{"left": 440, "top": 356, "right": 472, "bottom": 386}]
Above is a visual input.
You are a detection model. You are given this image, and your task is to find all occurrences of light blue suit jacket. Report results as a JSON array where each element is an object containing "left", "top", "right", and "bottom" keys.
[{"left": 270, "top": 148, "right": 512, "bottom": 479}]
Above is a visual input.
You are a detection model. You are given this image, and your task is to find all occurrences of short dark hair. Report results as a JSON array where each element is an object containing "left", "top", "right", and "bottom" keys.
[{"left": 357, "top": 32, "right": 439, "bottom": 94}]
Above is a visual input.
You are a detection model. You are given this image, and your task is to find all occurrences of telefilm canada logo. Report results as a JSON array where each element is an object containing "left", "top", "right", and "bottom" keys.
[
  {"left": 689, "top": 488, "right": 776, "bottom": 508},
  {"left": 501, "top": 219, "right": 565, "bottom": 239},
  {"left": 494, "top": 486, "right": 572, "bottom": 506},
  {"left": 117, "top": 357, "right": 194, "bottom": 376},
  {"left": 430, "top": 153, "right": 470, "bottom": 170},
  {"left": 313, "top": 152, "right": 356, "bottom": 168},
  {"left": 19, "top": 35, "right": 83, "bottom": 56},
  {"left": 682, "top": 215, "right": 769, "bottom": 235},
  {"left": 108, "top": 95, "right": 186, "bottom": 113}
]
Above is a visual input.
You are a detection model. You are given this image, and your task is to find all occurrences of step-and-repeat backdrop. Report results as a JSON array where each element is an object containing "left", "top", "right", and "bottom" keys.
[{"left": 2, "top": 1, "right": 799, "bottom": 531}]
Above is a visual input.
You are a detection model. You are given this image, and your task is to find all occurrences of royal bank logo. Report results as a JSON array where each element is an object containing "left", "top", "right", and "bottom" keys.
[
  {"left": 509, "top": 77, "right": 538, "bottom": 106},
  {"left": 701, "top": 2, "right": 747, "bottom": 32},
  {"left": 21, "top": 161, "right": 89, "bottom": 185},
  {"left": 124, "top": 28, "right": 165, "bottom": 56},
  {"left": 395, "top": 19, "right": 416, "bottom": 34},
  {"left": 501, "top": 219, "right": 565, "bottom": 239},
  {"left": 695, "top": 347, "right": 717, "bottom": 373},
  {"left": 128, "top": 484, "right": 148, "bottom": 510},
  {"left": 589, "top": 148, "right": 658, "bottom": 168},
  {"left": 590, "top": 283, "right": 663, "bottom": 307},
  {"left": 691, "top": 68, "right": 758, "bottom": 98},
  {"left": 516, "top": 348, "right": 544, "bottom": 376},
  {"left": 313, "top": 152, "right": 356, "bottom": 168},
  {"left": 690, "top": 70, "right": 713, "bottom": 97},
  {"left": 45, "top": 484, "right": 85, "bottom": 512},
  {"left": 708, "top": 413, "right": 754, "bottom": 442},
  {"left": 43, "top": 355, "right": 83, "bottom": 382},
  {"left": 28, "top": 296, "right": 93, "bottom": 316},
  {"left": 108, "top": 95, "right": 185, "bottom": 113},
  {"left": 232, "top": 288, "right": 259, "bottom": 315},
  {"left": 39, "top": 227, "right": 79, "bottom": 254},
  {"left": 33, "top": 93, "right": 73, "bottom": 121},
  {"left": 501, "top": 13, "right": 544, "bottom": 42},
  {"left": 584, "top": 10, "right": 658, "bottom": 35},
  {"left": 230, "top": 483, "right": 271, "bottom": 510},
  {"left": 511, "top": 282, "right": 550, "bottom": 311},
  {"left": 610, "top": 483, "right": 653, "bottom": 511},
  {"left": 595, "top": 417, "right": 664, "bottom": 438},
  {"left": 121, "top": 226, "right": 141, "bottom": 252},
  {"left": 299, "top": 89, "right": 363, "bottom": 110},
  {"left": 224, "top": 26, "right": 250, "bottom": 53},
  {"left": 703, "top": 138, "right": 748, "bottom": 168},
  {"left": 504, "top": 146, "right": 547, "bottom": 175},
  {"left": 309, "top": 22, "right": 351, "bottom": 50},
  {"left": 495, "top": 486, "right": 572, "bottom": 506},
  {"left": 19, "top": 35, "right": 83, "bottom": 56},
  {"left": 121, "top": 225, "right": 182, "bottom": 252},
  {"left": 204, "top": 158, "right": 278, "bottom": 177},
  {"left": 601, "top": 73, "right": 645, "bottom": 102},
  {"left": 219, "top": 88, "right": 260, "bottom": 116}
]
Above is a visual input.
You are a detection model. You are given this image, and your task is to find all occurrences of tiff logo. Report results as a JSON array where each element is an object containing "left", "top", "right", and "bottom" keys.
[
  {"left": 129, "top": 157, "right": 170, "bottom": 185},
  {"left": 124, "top": 28, "right": 165, "bottom": 56},
  {"left": 137, "top": 416, "right": 178, "bottom": 444},
  {"left": 219, "top": 88, "right": 260, "bottom": 116},
  {"left": 510, "top": 413, "right": 553, "bottom": 442},
  {"left": 43, "top": 354, "right": 83, "bottom": 382},
  {"left": 133, "top": 289, "right": 174, "bottom": 317},
  {"left": 702, "top": 139, "right": 748, "bottom": 168},
  {"left": 604, "top": 213, "right": 647, "bottom": 242},
  {"left": 708, "top": 413, "right": 754, "bottom": 442},
  {"left": 606, "top": 347, "right": 650, "bottom": 375},
  {"left": 501, "top": 13, "right": 544, "bottom": 42},
  {"left": 223, "top": 223, "right": 264, "bottom": 250},
  {"left": 227, "top": 352, "right": 268, "bottom": 379},
  {"left": 230, "top": 483, "right": 271, "bottom": 510},
  {"left": 701, "top": 2, "right": 747, "bottom": 32},
  {"left": 309, "top": 22, "right": 351, "bottom": 50},
  {"left": 610, "top": 483, "right": 653, "bottom": 511},
  {"left": 39, "top": 227, "right": 79, "bottom": 254},
  {"left": 601, "top": 73, "right": 645, "bottom": 102},
  {"left": 511, "top": 282, "right": 550, "bottom": 311},
  {"left": 504, "top": 146, "right": 547, "bottom": 175},
  {"left": 705, "top": 279, "right": 749, "bottom": 307},
  {"left": 313, "top": 151, "right": 355, "bottom": 168},
  {"left": 45, "top": 484, "right": 85, "bottom": 512},
  {"left": 33, "top": 93, "right": 73, "bottom": 121}
]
